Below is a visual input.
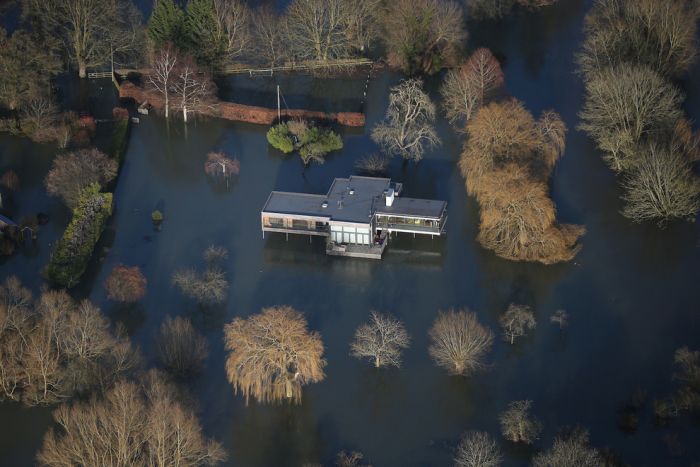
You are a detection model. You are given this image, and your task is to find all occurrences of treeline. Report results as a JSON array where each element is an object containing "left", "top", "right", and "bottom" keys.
[{"left": 578, "top": 0, "right": 700, "bottom": 225}]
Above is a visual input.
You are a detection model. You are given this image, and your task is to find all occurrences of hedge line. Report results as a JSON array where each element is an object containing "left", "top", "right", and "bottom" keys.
[{"left": 47, "top": 184, "right": 113, "bottom": 288}]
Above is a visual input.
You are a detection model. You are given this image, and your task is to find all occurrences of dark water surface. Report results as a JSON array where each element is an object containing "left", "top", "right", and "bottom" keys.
[{"left": 2, "top": 1, "right": 700, "bottom": 465}]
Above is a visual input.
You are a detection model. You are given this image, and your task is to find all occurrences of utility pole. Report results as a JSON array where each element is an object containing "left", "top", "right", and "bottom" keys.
[{"left": 277, "top": 85, "right": 281, "bottom": 122}]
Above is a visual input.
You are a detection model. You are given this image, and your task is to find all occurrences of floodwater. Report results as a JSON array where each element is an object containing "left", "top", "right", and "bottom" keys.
[{"left": 2, "top": 1, "right": 700, "bottom": 465}]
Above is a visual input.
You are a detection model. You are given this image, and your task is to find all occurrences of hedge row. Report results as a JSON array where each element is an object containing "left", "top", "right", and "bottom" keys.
[{"left": 47, "top": 184, "right": 113, "bottom": 288}]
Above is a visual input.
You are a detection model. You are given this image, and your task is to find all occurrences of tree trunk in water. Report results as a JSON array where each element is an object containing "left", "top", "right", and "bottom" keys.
[
  {"left": 164, "top": 95, "right": 169, "bottom": 119},
  {"left": 78, "top": 61, "right": 87, "bottom": 79},
  {"left": 285, "top": 378, "right": 293, "bottom": 399},
  {"left": 375, "top": 356, "right": 380, "bottom": 368},
  {"left": 183, "top": 106, "right": 188, "bottom": 123}
]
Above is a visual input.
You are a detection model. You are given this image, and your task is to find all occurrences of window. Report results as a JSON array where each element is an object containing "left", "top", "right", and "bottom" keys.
[
  {"left": 292, "top": 219, "right": 309, "bottom": 229},
  {"left": 267, "top": 217, "right": 284, "bottom": 227}
]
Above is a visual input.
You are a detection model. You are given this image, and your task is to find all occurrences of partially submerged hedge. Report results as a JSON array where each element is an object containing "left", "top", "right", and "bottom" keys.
[
  {"left": 47, "top": 183, "right": 113, "bottom": 288},
  {"left": 107, "top": 118, "right": 130, "bottom": 164}
]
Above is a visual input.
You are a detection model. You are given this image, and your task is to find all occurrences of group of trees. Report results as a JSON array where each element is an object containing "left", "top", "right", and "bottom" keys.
[
  {"left": 267, "top": 120, "right": 344, "bottom": 165},
  {"left": 655, "top": 347, "right": 700, "bottom": 422},
  {"left": 458, "top": 96, "right": 584, "bottom": 264},
  {"left": 146, "top": 0, "right": 468, "bottom": 75},
  {"left": 148, "top": 44, "right": 217, "bottom": 122},
  {"left": 1, "top": 276, "right": 226, "bottom": 465},
  {"left": 0, "top": 277, "right": 138, "bottom": 406},
  {"left": 578, "top": 0, "right": 700, "bottom": 225}
]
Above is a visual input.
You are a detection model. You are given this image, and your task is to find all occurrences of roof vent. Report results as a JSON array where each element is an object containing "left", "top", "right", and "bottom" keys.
[
  {"left": 321, "top": 200, "right": 328, "bottom": 208},
  {"left": 348, "top": 187, "right": 355, "bottom": 195},
  {"left": 385, "top": 188, "right": 395, "bottom": 207}
]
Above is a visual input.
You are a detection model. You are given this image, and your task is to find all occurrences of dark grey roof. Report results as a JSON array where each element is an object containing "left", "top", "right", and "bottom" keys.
[
  {"left": 262, "top": 192, "right": 329, "bottom": 218},
  {"left": 0, "top": 214, "right": 17, "bottom": 227},
  {"left": 262, "top": 176, "right": 446, "bottom": 224},
  {"left": 375, "top": 197, "right": 447, "bottom": 219}
]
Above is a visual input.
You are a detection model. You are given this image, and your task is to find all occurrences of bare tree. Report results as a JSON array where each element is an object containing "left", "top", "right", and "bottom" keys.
[
  {"left": 382, "top": 0, "right": 466, "bottom": 75},
  {"left": 355, "top": 153, "right": 390, "bottom": 175},
  {"left": 579, "top": 0, "right": 699, "bottom": 79},
  {"left": 0, "top": 170, "right": 19, "bottom": 192},
  {"left": 344, "top": 0, "right": 380, "bottom": 54},
  {"left": 336, "top": 450, "right": 371, "bottom": 467},
  {"left": 204, "top": 151, "right": 241, "bottom": 187},
  {"left": 224, "top": 305, "right": 326, "bottom": 404},
  {"left": 455, "top": 431, "right": 502, "bottom": 467},
  {"left": 37, "top": 371, "right": 227, "bottom": 466},
  {"left": 499, "top": 304, "right": 536, "bottom": 345},
  {"left": 428, "top": 309, "right": 494, "bottom": 376},
  {"left": 0, "top": 279, "right": 139, "bottom": 406},
  {"left": 441, "top": 48, "right": 504, "bottom": 128},
  {"left": 22, "top": 0, "right": 143, "bottom": 78},
  {"left": 621, "top": 123, "right": 700, "bottom": 225},
  {"left": 549, "top": 310, "right": 568, "bottom": 330},
  {"left": 172, "top": 57, "right": 217, "bottom": 123},
  {"left": 350, "top": 311, "right": 410, "bottom": 368},
  {"left": 372, "top": 79, "right": 439, "bottom": 162},
  {"left": 285, "top": 0, "right": 354, "bottom": 63},
  {"left": 499, "top": 400, "right": 542, "bottom": 444},
  {"left": 532, "top": 428, "right": 602, "bottom": 467},
  {"left": 157, "top": 316, "right": 208, "bottom": 378},
  {"left": 148, "top": 44, "right": 178, "bottom": 119},
  {"left": 172, "top": 245, "right": 229, "bottom": 305},
  {"left": 45, "top": 148, "right": 118, "bottom": 208},
  {"left": 252, "top": 6, "right": 286, "bottom": 68},
  {"left": 104, "top": 265, "right": 147, "bottom": 303},
  {"left": 578, "top": 64, "right": 682, "bottom": 172},
  {"left": 212, "top": 0, "right": 252, "bottom": 64}
]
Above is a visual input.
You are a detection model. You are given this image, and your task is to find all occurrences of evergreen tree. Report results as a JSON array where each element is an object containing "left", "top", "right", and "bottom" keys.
[
  {"left": 148, "top": 0, "right": 185, "bottom": 50},
  {"left": 184, "top": 0, "right": 225, "bottom": 69}
]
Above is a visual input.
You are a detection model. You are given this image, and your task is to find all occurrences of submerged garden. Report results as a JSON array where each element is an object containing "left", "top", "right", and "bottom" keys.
[{"left": 1, "top": 0, "right": 700, "bottom": 466}]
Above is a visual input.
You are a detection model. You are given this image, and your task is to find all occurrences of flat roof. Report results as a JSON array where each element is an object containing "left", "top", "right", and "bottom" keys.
[
  {"left": 262, "top": 176, "right": 446, "bottom": 224},
  {"left": 375, "top": 197, "right": 446, "bottom": 219}
]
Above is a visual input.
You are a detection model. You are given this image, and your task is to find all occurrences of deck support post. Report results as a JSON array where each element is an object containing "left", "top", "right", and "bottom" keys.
[{"left": 286, "top": 232, "right": 288, "bottom": 241}]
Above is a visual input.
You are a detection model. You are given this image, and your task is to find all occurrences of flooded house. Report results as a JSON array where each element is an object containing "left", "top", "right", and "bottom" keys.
[{"left": 260, "top": 176, "right": 447, "bottom": 259}]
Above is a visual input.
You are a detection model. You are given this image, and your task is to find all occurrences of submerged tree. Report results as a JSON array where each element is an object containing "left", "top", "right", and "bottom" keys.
[
  {"left": 104, "top": 265, "right": 147, "bottom": 303},
  {"left": 428, "top": 309, "right": 494, "bottom": 376},
  {"left": 350, "top": 311, "right": 410, "bottom": 369},
  {"left": 440, "top": 48, "right": 504, "bottom": 129},
  {"left": 172, "top": 246, "right": 229, "bottom": 305},
  {"left": 157, "top": 316, "right": 208, "bottom": 378},
  {"left": 148, "top": 44, "right": 179, "bottom": 119},
  {"left": 532, "top": 428, "right": 602, "bottom": 467},
  {"left": 578, "top": 64, "right": 682, "bottom": 173},
  {"left": 0, "top": 277, "right": 139, "bottom": 406},
  {"left": 460, "top": 99, "right": 583, "bottom": 264},
  {"left": 621, "top": 121, "right": 700, "bottom": 225},
  {"left": 204, "top": 151, "right": 241, "bottom": 187},
  {"left": 172, "top": 57, "right": 217, "bottom": 123},
  {"left": 45, "top": 148, "right": 117, "bottom": 208},
  {"left": 252, "top": 5, "right": 286, "bottom": 68},
  {"left": 372, "top": 79, "right": 439, "bottom": 162},
  {"left": 578, "top": 0, "right": 699, "bottom": 79},
  {"left": 550, "top": 309, "right": 569, "bottom": 330},
  {"left": 382, "top": 0, "right": 466, "bottom": 75},
  {"left": 499, "top": 304, "right": 536, "bottom": 345},
  {"left": 499, "top": 400, "right": 542, "bottom": 444},
  {"left": 37, "top": 370, "right": 227, "bottom": 466},
  {"left": 455, "top": 430, "right": 502, "bottom": 467},
  {"left": 224, "top": 306, "right": 326, "bottom": 404}
]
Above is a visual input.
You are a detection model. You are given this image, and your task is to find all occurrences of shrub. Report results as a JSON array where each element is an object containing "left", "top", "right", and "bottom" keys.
[
  {"left": 45, "top": 148, "right": 117, "bottom": 208},
  {"left": 151, "top": 210, "right": 163, "bottom": 222},
  {"left": 47, "top": 184, "right": 113, "bottom": 288},
  {"left": 104, "top": 265, "right": 147, "bottom": 303},
  {"left": 266, "top": 123, "right": 294, "bottom": 153}
]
